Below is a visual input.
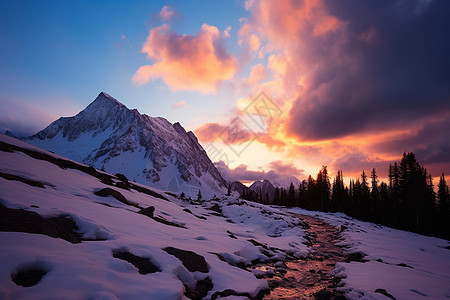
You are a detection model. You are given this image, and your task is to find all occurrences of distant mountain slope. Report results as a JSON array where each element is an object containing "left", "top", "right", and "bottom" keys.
[
  {"left": 25, "top": 92, "right": 226, "bottom": 197},
  {"left": 250, "top": 179, "right": 276, "bottom": 203}
]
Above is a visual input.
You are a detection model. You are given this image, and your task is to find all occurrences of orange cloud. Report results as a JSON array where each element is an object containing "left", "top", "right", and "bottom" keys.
[
  {"left": 133, "top": 24, "right": 238, "bottom": 93},
  {"left": 246, "top": 64, "right": 267, "bottom": 85},
  {"left": 248, "top": 0, "right": 344, "bottom": 45},
  {"left": 195, "top": 120, "right": 286, "bottom": 151}
]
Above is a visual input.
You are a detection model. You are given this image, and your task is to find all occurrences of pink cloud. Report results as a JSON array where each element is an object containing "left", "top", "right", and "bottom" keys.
[
  {"left": 214, "top": 160, "right": 305, "bottom": 183},
  {"left": 195, "top": 121, "right": 286, "bottom": 150},
  {"left": 133, "top": 24, "right": 238, "bottom": 93},
  {"left": 171, "top": 100, "right": 186, "bottom": 109},
  {"left": 195, "top": 120, "right": 255, "bottom": 145},
  {"left": 159, "top": 5, "right": 175, "bottom": 22},
  {"left": 268, "top": 160, "right": 305, "bottom": 178}
]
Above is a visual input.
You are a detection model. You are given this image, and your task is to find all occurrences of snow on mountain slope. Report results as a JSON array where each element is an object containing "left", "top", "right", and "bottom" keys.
[
  {"left": 288, "top": 208, "right": 450, "bottom": 300},
  {"left": 24, "top": 92, "right": 226, "bottom": 198},
  {"left": 271, "top": 175, "right": 300, "bottom": 189},
  {"left": 0, "top": 134, "right": 308, "bottom": 299}
]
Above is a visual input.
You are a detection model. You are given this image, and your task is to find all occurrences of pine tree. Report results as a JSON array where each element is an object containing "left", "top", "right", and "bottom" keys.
[
  {"left": 360, "top": 170, "right": 370, "bottom": 220},
  {"left": 306, "top": 175, "right": 316, "bottom": 210},
  {"left": 437, "top": 173, "right": 450, "bottom": 239},
  {"left": 298, "top": 180, "right": 308, "bottom": 209},
  {"left": 316, "top": 166, "right": 330, "bottom": 211},
  {"left": 197, "top": 190, "right": 202, "bottom": 201},
  {"left": 379, "top": 182, "right": 389, "bottom": 224},
  {"left": 331, "top": 170, "right": 345, "bottom": 213},
  {"left": 370, "top": 168, "right": 379, "bottom": 222},
  {"left": 288, "top": 182, "right": 296, "bottom": 207},
  {"left": 274, "top": 187, "right": 280, "bottom": 205},
  {"left": 388, "top": 162, "right": 400, "bottom": 227},
  {"left": 279, "top": 188, "right": 288, "bottom": 206}
]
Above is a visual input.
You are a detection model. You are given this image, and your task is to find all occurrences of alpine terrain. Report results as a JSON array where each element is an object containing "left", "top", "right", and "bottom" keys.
[
  {"left": 1, "top": 133, "right": 449, "bottom": 299},
  {"left": 25, "top": 92, "right": 226, "bottom": 198}
]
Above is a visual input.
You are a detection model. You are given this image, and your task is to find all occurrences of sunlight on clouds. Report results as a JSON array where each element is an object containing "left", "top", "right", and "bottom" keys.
[{"left": 133, "top": 23, "right": 238, "bottom": 93}]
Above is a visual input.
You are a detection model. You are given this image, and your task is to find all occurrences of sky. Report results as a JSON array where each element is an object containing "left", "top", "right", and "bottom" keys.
[{"left": 1, "top": 0, "right": 449, "bottom": 184}]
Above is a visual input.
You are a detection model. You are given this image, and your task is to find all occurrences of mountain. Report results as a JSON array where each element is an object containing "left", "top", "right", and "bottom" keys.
[
  {"left": 271, "top": 175, "right": 300, "bottom": 189},
  {"left": 249, "top": 179, "right": 276, "bottom": 203},
  {"left": 24, "top": 92, "right": 226, "bottom": 198}
]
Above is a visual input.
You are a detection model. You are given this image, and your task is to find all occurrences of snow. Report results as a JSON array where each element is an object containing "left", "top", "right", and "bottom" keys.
[
  {"left": 288, "top": 208, "right": 450, "bottom": 299},
  {"left": 0, "top": 134, "right": 306, "bottom": 299},
  {"left": 2, "top": 133, "right": 449, "bottom": 299},
  {"left": 24, "top": 93, "right": 227, "bottom": 199}
]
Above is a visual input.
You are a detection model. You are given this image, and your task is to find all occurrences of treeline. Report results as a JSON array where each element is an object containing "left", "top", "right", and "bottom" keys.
[{"left": 245, "top": 152, "right": 450, "bottom": 240}]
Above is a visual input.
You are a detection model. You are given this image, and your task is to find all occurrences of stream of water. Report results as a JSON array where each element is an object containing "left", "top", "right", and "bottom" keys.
[{"left": 251, "top": 214, "right": 347, "bottom": 299}]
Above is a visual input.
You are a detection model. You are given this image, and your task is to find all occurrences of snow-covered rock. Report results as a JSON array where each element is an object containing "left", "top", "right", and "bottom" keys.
[{"left": 24, "top": 92, "right": 226, "bottom": 198}]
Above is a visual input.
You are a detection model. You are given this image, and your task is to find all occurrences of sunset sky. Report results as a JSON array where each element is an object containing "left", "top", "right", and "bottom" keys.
[{"left": 1, "top": 0, "right": 449, "bottom": 184}]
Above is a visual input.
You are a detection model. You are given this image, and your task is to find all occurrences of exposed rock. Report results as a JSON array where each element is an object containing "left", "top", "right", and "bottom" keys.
[
  {"left": 211, "top": 288, "right": 270, "bottom": 300},
  {"left": 248, "top": 239, "right": 269, "bottom": 250},
  {"left": 115, "top": 181, "right": 130, "bottom": 190},
  {"left": 112, "top": 249, "right": 160, "bottom": 274},
  {"left": 115, "top": 173, "right": 129, "bottom": 183},
  {"left": 396, "top": 263, "right": 413, "bottom": 268},
  {"left": 227, "top": 230, "right": 237, "bottom": 239},
  {"left": 184, "top": 277, "right": 213, "bottom": 300},
  {"left": 152, "top": 216, "right": 187, "bottom": 229},
  {"left": 345, "top": 252, "right": 367, "bottom": 263},
  {"left": 0, "top": 172, "right": 45, "bottom": 188},
  {"left": 375, "top": 288, "right": 397, "bottom": 300},
  {"left": 93, "top": 188, "right": 139, "bottom": 208},
  {"left": 314, "top": 288, "right": 346, "bottom": 300},
  {"left": 0, "top": 140, "right": 114, "bottom": 186},
  {"left": 211, "top": 289, "right": 249, "bottom": 300},
  {"left": 138, "top": 206, "right": 155, "bottom": 218},
  {"left": 0, "top": 203, "right": 81, "bottom": 243},
  {"left": 163, "top": 247, "right": 209, "bottom": 273},
  {"left": 11, "top": 262, "right": 50, "bottom": 287},
  {"left": 129, "top": 183, "right": 168, "bottom": 201},
  {"left": 207, "top": 203, "right": 223, "bottom": 214},
  {"left": 165, "top": 191, "right": 177, "bottom": 198}
]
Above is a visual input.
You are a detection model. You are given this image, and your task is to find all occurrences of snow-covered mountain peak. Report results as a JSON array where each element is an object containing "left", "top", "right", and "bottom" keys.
[{"left": 25, "top": 92, "right": 227, "bottom": 197}]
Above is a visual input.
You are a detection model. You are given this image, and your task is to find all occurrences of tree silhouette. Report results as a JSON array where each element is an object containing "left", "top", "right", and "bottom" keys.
[
  {"left": 288, "top": 182, "right": 296, "bottom": 207},
  {"left": 437, "top": 173, "right": 450, "bottom": 239}
]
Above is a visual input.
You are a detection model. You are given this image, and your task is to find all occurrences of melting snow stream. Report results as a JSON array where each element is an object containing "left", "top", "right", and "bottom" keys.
[{"left": 251, "top": 214, "right": 347, "bottom": 300}]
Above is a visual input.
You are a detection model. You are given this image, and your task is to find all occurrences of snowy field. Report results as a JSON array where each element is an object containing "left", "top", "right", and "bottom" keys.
[
  {"left": 288, "top": 208, "right": 450, "bottom": 299},
  {"left": 1, "top": 133, "right": 449, "bottom": 299},
  {"left": 0, "top": 134, "right": 307, "bottom": 299}
]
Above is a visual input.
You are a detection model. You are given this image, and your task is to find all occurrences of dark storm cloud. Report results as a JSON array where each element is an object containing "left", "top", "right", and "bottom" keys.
[
  {"left": 374, "top": 115, "right": 450, "bottom": 176},
  {"left": 287, "top": 0, "right": 450, "bottom": 141}
]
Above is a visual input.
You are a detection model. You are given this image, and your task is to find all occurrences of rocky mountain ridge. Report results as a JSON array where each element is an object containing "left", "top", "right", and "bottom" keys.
[{"left": 25, "top": 92, "right": 226, "bottom": 197}]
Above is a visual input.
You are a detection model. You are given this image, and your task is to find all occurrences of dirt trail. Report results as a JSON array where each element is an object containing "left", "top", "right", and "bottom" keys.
[{"left": 253, "top": 214, "right": 347, "bottom": 299}]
